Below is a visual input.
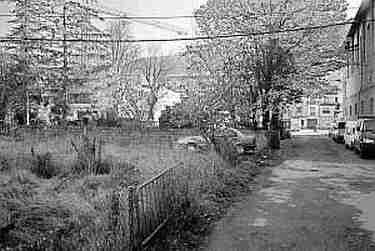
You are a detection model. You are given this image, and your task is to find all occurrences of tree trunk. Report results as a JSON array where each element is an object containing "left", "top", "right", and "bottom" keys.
[
  {"left": 147, "top": 107, "right": 154, "bottom": 121},
  {"left": 147, "top": 93, "right": 158, "bottom": 121},
  {"left": 268, "top": 111, "right": 281, "bottom": 149}
]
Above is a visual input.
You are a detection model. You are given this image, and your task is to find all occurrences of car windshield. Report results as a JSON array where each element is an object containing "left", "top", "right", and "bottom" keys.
[
  {"left": 338, "top": 122, "right": 346, "bottom": 129},
  {"left": 364, "top": 120, "right": 375, "bottom": 132}
]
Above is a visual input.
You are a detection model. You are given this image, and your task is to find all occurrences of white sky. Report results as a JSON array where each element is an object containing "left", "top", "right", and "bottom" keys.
[
  {"left": 98, "top": 0, "right": 208, "bottom": 54},
  {"left": 0, "top": 0, "right": 365, "bottom": 54}
]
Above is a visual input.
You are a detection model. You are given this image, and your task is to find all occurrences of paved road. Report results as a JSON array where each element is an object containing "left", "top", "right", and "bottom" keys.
[{"left": 204, "top": 136, "right": 375, "bottom": 251}]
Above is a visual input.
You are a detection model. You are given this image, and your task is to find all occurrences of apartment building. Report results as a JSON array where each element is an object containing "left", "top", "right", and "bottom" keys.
[
  {"left": 344, "top": 0, "right": 375, "bottom": 120},
  {"left": 287, "top": 70, "right": 344, "bottom": 130}
]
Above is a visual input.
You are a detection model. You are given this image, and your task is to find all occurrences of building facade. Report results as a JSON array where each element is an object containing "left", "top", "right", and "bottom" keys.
[
  {"left": 345, "top": 0, "right": 375, "bottom": 121},
  {"left": 288, "top": 96, "right": 342, "bottom": 130},
  {"left": 286, "top": 69, "right": 344, "bottom": 130}
]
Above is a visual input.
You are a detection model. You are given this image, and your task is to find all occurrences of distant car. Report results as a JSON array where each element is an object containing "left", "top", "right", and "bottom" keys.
[
  {"left": 332, "top": 121, "right": 346, "bottom": 143},
  {"left": 344, "top": 121, "right": 356, "bottom": 149},
  {"left": 214, "top": 127, "right": 256, "bottom": 155},
  {"left": 176, "top": 136, "right": 209, "bottom": 151},
  {"left": 328, "top": 122, "right": 336, "bottom": 138},
  {"left": 353, "top": 118, "right": 375, "bottom": 158}
]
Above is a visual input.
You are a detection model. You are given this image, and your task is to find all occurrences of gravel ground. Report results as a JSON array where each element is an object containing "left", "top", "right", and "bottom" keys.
[{"left": 203, "top": 136, "right": 375, "bottom": 251}]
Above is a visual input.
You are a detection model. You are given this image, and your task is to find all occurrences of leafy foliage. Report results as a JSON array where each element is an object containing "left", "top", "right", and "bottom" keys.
[
  {"left": 4, "top": 0, "right": 111, "bottom": 123},
  {"left": 185, "top": 0, "right": 347, "bottom": 128}
]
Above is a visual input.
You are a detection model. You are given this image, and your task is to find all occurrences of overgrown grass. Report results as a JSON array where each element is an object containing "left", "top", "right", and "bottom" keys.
[
  {"left": 150, "top": 140, "right": 272, "bottom": 251},
  {"left": 0, "top": 128, "right": 221, "bottom": 250}
]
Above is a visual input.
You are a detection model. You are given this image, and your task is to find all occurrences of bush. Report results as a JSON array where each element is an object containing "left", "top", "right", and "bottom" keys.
[
  {"left": 95, "top": 158, "right": 112, "bottom": 175},
  {"left": 213, "top": 137, "right": 238, "bottom": 165},
  {"left": 30, "top": 150, "right": 60, "bottom": 179},
  {"left": 0, "top": 174, "right": 97, "bottom": 250},
  {"left": 71, "top": 136, "right": 106, "bottom": 176}
]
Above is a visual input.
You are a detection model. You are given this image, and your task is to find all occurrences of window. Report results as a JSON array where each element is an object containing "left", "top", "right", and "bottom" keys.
[
  {"left": 371, "top": 98, "right": 374, "bottom": 114},
  {"left": 361, "top": 101, "right": 365, "bottom": 114},
  {"left": 364, "top": 120, "right": 375, "bottom": 132},
  {"left": 310, "top": 107, "right": 316, "bottom": 116},
  {"left": 349, "top": 105, "right": 353, "bottom": 116},
  {"left": 338, "top": 122, "right": 346, "bottom": 129},
  {"left": 322, "top": 110, "right": 330, "bottom": 114},
  {"left": 335, "top": 97, "right": 338, "bottom": 103},
  {"left": 355, "top": 103, "right": 358, "bottom": 115}
]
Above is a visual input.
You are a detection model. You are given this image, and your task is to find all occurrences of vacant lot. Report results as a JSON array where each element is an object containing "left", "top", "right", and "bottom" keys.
[{"left": 0, "top": 127, "right": 232, "bottom": 250}]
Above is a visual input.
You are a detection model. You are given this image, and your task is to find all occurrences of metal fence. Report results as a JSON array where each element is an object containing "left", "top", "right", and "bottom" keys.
[
  {"left": 127, "top": 164, "right": 187, "bottom": 250},
  {"left": 0, "top": 127, "right": 267, "bottom": 250},
  {"left": 0, "top": 120, "right": 10, "bottom": 135}
]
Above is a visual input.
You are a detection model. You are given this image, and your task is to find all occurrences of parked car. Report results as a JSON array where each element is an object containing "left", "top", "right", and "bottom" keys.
[
  {"left": 344, "top": 121, "right": 357, "bottom": 149},
  {"left": 328, "top": 122, "right": 336, "bottom": 138},
  {"left": 214, "top": 127, "right": 256, "bottom": 155},
  {"left": 332, "top": 121, "right": 346, "bottom": 143},
  {"left": 353, "top": 118, "right": 375, "bottom": 158},
  {"left": 176, "top": 136, "right": 209, "bottom": 151}
]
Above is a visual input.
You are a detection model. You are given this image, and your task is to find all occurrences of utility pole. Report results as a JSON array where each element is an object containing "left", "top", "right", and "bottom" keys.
[
  {"left": 63, "top": 2, "right": 68, "bottom": 108},
  {"left": 23, "top": 0, "right": 30, "bottom": 126}
]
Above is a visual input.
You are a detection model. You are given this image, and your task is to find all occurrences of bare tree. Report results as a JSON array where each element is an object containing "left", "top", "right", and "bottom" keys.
[
  {"left": 107, "top": 20, "right": 140, "bottom": 76},
  {"left": 140, "top": 49, "right": 172, "bottom": 121},
  {"left": 102, "top": 20, "right": 145, "bottom": 119}
]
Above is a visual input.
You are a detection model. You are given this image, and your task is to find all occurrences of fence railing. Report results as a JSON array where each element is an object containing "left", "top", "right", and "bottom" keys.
[
  {"left": 0, "top": 126, "right": 268, "bottom": 250},
  {"left": 127, "top": 164, "right": 187, "bottom": 250},
  {"left": 0, "top": 121, "right": 10, "bottom": 135}
]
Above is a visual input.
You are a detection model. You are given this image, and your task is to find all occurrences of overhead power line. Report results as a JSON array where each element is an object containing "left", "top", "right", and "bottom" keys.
[
  {"left": 0, "top": 20, "right": 360, "bottom": 44},
  {"left": 0, "top": 7, "right": 361, "bottom": 20},
  {"left": 0, "top": 13, "right": 204, "bottom": 19}
]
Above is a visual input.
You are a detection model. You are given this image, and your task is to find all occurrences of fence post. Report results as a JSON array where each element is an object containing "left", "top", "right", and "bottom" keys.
[
  {"left": 110, "top": 189, "right": 120, "bottom": 232},
  {"left": 128, "top": 186, "right": 138, "bottom": 251}
]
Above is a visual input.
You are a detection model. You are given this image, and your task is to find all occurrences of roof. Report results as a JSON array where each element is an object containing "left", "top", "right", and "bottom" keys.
[{"left": 347, "top": 0, "right": 371, "bottom": 37}]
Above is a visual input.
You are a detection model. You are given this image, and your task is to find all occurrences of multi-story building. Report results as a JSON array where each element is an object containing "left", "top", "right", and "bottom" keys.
[
  {"left": 344, "top": 0, "right": 375, "bottom": 120},
  {"left": 287, "top": 71, "right": 344, "bottom": 129}
]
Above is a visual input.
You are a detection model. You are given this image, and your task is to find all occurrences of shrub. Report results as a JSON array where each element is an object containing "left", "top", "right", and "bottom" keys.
[
  {"left": 213, "top": 137, "right": 238, "bottom": 165},
  {"left": 95, "top": 158, "right": 112, "bottom": 175},
  {"left": 0, "top": 171, "right": 103, "bottom": 250},
  {"left": 71, "top": 136, "right": 106, "bottom": 176},
  {"left": 30, "top": 149, "right": 59, "bottom": 179}
]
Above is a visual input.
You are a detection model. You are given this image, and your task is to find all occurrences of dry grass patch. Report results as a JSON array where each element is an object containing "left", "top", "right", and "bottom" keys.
[{"left": 0, "top": 128, "right": 214, "bottom": 250}]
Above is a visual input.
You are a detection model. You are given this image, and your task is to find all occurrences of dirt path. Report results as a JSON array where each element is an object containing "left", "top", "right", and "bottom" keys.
[{"left": 203, "top": 136, "right": 375, "bottom": 251}]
